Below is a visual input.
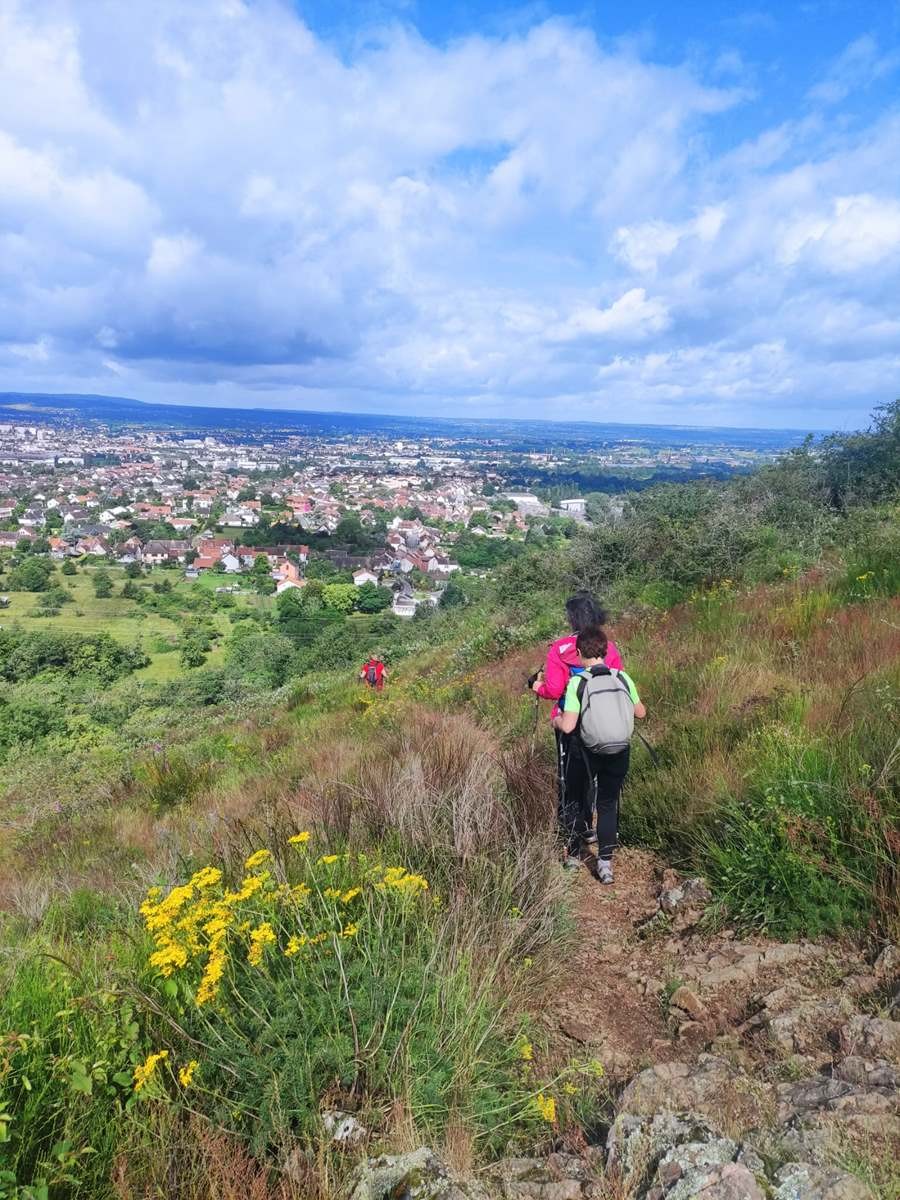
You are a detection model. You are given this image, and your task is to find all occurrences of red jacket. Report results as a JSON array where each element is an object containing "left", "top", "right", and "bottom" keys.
[
  {"left": 361, "top": 659, "right": 385, "bottom": 681},
  {"left": 536, "top": 633, "right": 623, "bottom": 716}
]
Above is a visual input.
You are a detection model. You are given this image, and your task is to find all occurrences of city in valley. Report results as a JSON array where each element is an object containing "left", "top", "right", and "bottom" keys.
[{"left": 0, "top": 391, "right": 798, "bottom": 628}]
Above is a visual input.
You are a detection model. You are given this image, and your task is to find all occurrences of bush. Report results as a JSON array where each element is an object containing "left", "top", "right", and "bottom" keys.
[
  {"left": 134, "top": 843, "right": 540, "bottom": 1157},
  {"left": 0, "top": 629, "right": 149, "bottom": 684},
  {"left": 0, "top": 949, "right": 148, "bottom": 1196},
  {"left": 133, "top": 748, "right": 213, "bottom": 813},
  {"left": 7, "top": 558, "right": 53, "bottom": 592}
]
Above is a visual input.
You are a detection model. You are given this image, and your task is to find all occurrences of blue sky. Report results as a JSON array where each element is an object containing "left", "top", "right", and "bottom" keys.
[{"left": 2, "top": 1, "right": 900, "bottom": 429}]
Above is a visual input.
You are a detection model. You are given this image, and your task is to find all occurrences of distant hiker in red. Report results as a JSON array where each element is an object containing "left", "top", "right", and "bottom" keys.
[
  {"left": 360, "top": 656, "right": 386, "bottom": 691},
  {"left": 530, "top": 591, "right": 623, "bottom": 868}
]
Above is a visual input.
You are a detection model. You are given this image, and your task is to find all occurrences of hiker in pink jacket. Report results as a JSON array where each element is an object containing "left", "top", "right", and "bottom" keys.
[{"left": 530, "top": 591, "right": 623, "bottom": 868}]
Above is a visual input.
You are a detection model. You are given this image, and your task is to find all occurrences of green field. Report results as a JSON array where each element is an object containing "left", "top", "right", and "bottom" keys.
[{"left": 0, "top": 565, "right": 270, "bottom": 679}]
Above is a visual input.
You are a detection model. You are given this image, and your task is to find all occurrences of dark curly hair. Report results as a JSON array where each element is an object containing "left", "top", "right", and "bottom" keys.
[{"left": 565, "top": 590, "right": 608, "bottom": 633}]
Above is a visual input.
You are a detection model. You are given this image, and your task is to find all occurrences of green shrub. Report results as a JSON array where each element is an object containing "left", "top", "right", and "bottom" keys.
[
  {"left": 700, "top": 729, "right": 884, "bottom": 938},
  {"left": 133, "top": 748, "right": 212, "bottom": 813},
  {"left": 134, "top": 844, "right": 543, "bottom": 1158},
  {"left": 0, "top": 948, "right": 148, "bottom": 1197}
]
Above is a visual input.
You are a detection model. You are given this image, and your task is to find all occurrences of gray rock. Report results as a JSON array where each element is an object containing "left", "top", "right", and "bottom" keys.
[
  {"left": 606, "top": 1111, "right": 727, "bottom": 1184},
  {"left": 664, "top": 1162, "right": 765, "bottom": 1200},
  {"left": 322, "top": 1109, "right": 367, "bottom": 1146},
  {"left": 832, "top": 1055, "right": 900, "bottom": 1090},
  {"left": 348, "top": 1148, "right": 489, "bottom": 1200},
  {"left": 839, "top": 1015, "right": 900, "bottom": 1065},
  {"left": 486, "top": 1156, "right": 593, "bottom": 1200},
  {"left": 773, "top": 1162, "right": 873, "bottom": 1200},
  {"left": 873, "top": 944, "right": 898, "bottom": 982},
  {"left": 767, "top": 999, "right": 845, "bottom": 1055},
  {"left": 617, "top": 1056, "right": 774, "bottom": 1136}
]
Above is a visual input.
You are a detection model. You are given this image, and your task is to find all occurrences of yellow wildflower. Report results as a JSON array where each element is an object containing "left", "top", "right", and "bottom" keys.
[
  {"left": 290, "top": 883, "right": 311, "bottom": 903},
  {"left": 189, "top": 866, "right": 222, "bottom": 889},
  {"left": 178, "top": 1060, "right": 199, "bottom": 1088},
  {"left": 340, "top": 923, "right": 358, "bottom": 938},
  {"left": 247, "top": 922, "right": 277, "bottom": 967},
  {"left": 532, "top": 1093, "right": 556, "bottom": 1123},
  {"left": 133, "top": 1049, "right": 168, "bottom": 1093},
  {"left": 148, "top": 936, "right": 189, "bottom": 978},
  {"left": 323, "top": 887, "right": 342, "bottom": 900},
  {"left": 224, "top": 874, "right": 264, "bottom": 904},
  {"left": 288, "top": 831, "right": 311, "bottom": 845},
  {"left": 285, "top": 934, "right": 307, "bottom": 957},
  {"left": 377, "top": 867, "right": 429, "bottom": 895},
  {"left": 563, "top": 1082, "right": 578, "bottom": 1095},
  {"left": 519, "top": 1040, "right": 533, "bottom": 1062},
  {"left": 244, "top": 849, "right": 271, "bottom": 871},
  {"left": 196, "top": 929, "right": 228, "bottom": 1006},
  {"left": 317, "top": 854, "right": 339, "bottom": 865},
  {"left": 341, "top": 887, "right": 361, "bottom": 903}
]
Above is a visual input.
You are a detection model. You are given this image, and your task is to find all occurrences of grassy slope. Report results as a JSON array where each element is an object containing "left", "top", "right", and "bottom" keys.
[{"left": 0, "top": 569, "right": 897, "bottom": 1196}]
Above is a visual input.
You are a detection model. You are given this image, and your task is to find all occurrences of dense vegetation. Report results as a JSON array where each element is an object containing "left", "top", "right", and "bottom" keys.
[{"left": 0, "top": 402, "right": 897, "bottom": 1197}]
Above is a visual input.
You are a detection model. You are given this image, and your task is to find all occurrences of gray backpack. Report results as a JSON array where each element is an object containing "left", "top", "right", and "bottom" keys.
[{"left": 575, "top": 667, "right": 634, "bottom": 755}]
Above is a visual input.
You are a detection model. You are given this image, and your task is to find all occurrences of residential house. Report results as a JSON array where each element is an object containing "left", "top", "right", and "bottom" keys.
[
  {"left": 274, "top": 559, "right": 304, "bottom": 594},
  {"left": 75, "top": 535, "right": 109, "bottom": 557},
  {"left": 352, "top": 568, "right": 379, "bottom": 587}
]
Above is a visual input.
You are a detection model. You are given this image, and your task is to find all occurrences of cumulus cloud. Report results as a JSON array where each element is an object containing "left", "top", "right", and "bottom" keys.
[{"left": 0, "top": 0, "right": 898, "bottom": 427}]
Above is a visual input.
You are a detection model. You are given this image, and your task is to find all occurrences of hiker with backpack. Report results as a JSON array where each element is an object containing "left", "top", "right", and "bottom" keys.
[
  {"left": 551, "top": 624, "right": 645, "bottom": 883},
  {"left": 360, "top": 655, "right": 387, "bottom": 691},
  {"left": 530, "top": 591, "right": 623, "bottom": 861}
]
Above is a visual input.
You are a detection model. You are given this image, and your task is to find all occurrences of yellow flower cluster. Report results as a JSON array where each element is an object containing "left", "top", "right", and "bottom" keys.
[
  {"left": 377, "top": 867, "right": 429, "bottom": 895},
  {"left": 244, "top": 849, "right": 271, "bottom": 871},
  {"left": 133, "top": 1049, "right": 168, "bottom": 1093},
  {"left": 178, "top": 1060, "right": 199, "bottom": 1088},
  {"left": 532, "top": 1093, "right": 556, "bottom": 1123},
  {"left": 288, "top": 831, "right": 311, "bottom": 845},
  {"left": 247, "top": 922, "right": 276, "bottom": 967},
  {"left": 519, "top": 1040, "right": 534, "bottom": 1062},
  {"left": 139, "top": 841, "right": 432, "bottom": 1010}
]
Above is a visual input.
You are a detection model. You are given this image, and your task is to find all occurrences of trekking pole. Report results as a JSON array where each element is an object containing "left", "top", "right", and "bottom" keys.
[
  {"left": 636, "top": 730, "right": 661, "bottom": 768},
  {"left": 529, "top": 693, "right": 540, "bottom": 753}
]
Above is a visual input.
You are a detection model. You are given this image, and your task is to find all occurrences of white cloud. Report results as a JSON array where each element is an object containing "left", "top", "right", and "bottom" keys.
[
  {"left": 0, "top": 0, "right": 897, "bottom": 427},
  {"left": 548, "top": 289, "right": 670, "bottom": 341},
  {"left": 778, "top": 194, "right": 900, "bottom": 272}
]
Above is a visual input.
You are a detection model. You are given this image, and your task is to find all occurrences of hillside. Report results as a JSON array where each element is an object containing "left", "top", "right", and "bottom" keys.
[{"left": 1, "top": 405, "right": 898, "bottom": 1200}]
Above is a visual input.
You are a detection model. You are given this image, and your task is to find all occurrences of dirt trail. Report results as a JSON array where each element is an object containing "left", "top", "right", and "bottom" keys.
[{"left": 544, "top": 848, "right": 678, "bottom": 1071}]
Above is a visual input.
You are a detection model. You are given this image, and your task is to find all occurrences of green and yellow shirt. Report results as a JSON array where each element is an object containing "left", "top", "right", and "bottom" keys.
[{"left": 562, "top": 669, "right": 640, "bottom": 713}]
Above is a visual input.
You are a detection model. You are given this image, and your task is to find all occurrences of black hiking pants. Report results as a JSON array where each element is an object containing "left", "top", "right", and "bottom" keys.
[{"left": 561, "top": 742, "right": 630, "bottom": 859}]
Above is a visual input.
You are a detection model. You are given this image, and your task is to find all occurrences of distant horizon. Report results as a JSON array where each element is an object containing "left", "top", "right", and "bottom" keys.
[{"left": 0, "top": 389, "right": 827, "bottom": 438}]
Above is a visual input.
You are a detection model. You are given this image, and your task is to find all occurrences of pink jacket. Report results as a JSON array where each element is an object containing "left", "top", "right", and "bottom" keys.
[{"left": 536, "top": 633, "right": 623, "bottom": 716}]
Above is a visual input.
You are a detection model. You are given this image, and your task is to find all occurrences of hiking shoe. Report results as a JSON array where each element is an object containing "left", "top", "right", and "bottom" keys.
[
  {"left": 596, "top": 863, "right": 614, "bottom": 885},
  {"left": 562, "top": 851, "right": 582, "bottom": 870}
]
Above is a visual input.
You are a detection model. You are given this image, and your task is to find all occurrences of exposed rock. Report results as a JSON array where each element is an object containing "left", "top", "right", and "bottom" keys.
[
  {"left": 616, "top": 1056, "right": 774, "bottom": 1135},
  {"left": 669, "top": 986, "right": 708, "bottom": 1021},
  {"left": 559, "top": 1017, "right": 598, "bottom": 1045},
  {"left": 841, "top": 974, "right": 879, "bottom": 998},
  {"left": 776, "top": 1076, "right": 898, "bottom": 1124},
  {"left": 348, "top": 1147, "right": 488, "bottom": 1200},
  {"left": 660, "top": 1161, "right": 765, "bottom": 1200},
  {"left": 322, "top": 1109, "right": 367, "bottom": 1146},
  {"left": 486, "top": 1155, "right": 593, "bottom": 1200},
  {"left": 833, "top": 1055, "right": 900, "bottom": 1090},
  {"left": 606, "top": 1111, "right": 726, "bottom": 1180},
  {"left": 766, "top": 999, "right": 846, "bottom": 1055},
  {"left": 839, "top": 1015, "right": 900, "bottom": 1065},
  {"left": 698, "top": 963, "right": 758, "bottom": 990},
  {"left": 761, "top": 943, "right": 825, "bottom": 968},
  {"left": 657, "top": 877, "right": 713, "bottom": 932},
  {"left": 773, "top": 1162, "right": 873, "bottom": 1200},
  {"left": 873, "top": 944, "right": 898, "bottom": 982}
]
